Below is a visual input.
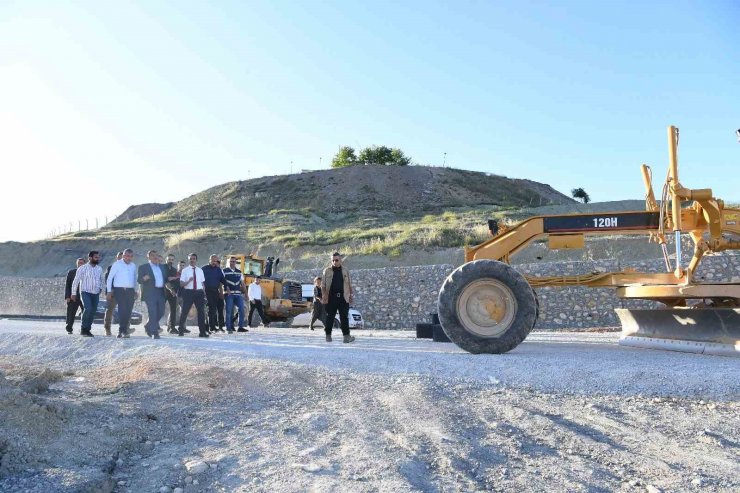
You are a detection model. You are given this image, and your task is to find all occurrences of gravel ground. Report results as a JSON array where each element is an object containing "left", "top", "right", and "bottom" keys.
[{"left": 0, "top": 320, "right": 738, "bottom": 492}]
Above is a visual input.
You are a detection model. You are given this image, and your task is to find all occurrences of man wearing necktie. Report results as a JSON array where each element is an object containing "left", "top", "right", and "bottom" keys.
[{"left": 178, "top": 253, "right": 208, "bottom": 337}]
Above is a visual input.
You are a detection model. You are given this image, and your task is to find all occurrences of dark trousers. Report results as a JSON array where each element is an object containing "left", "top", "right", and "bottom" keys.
[
  {"left": 205, "top": 289, "right": 224, "bottom": 330},
  {"left": 113, "top": 287, "right": 136, "bottom": 335},
  {"left": 165, "top": 290, "right": 178, "bottom": 330},
  {"left": 248, "top": 300, "right": 269, "bottom": 327},
  {"left": 65, "top": 299, "right": 82, "bottom": 332},
  {"left": 325, "top": 295, "right": 350, "bottom": 336},
  {"left": 179, "top": 289, "right": 206, "bottom": 334},
  {"left": 80, "top": 292, "right": 100, "bottom": 333},
  {"left": 310, "top": 301, "right": 325, "bottom": 329},
  {"left": 143, "top": 289, "right": 166, "bottom": 336}
]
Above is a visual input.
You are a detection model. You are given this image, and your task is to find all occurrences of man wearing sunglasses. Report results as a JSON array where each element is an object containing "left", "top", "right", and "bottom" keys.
[{"left": 321, "top": 252, "right": 355, "bottom": 343}]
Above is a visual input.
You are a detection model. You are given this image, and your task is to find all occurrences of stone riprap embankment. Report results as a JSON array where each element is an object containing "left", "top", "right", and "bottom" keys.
[
  {"left": 1, "top": 253, "right": 737, "bottom": 329},
  {"left": 0, "top": 277, "right": 146, "bottom": 317},
  {"left": 287, "top": 253, "right": 739, "bottom": 329}
]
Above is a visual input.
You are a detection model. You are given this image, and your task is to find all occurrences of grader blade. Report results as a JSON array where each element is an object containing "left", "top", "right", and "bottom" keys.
[{"left": 616, "top": 308, "right": 740, "bottom": 357}]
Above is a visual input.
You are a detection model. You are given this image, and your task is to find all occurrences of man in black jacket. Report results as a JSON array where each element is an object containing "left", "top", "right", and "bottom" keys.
[{"left": 64, "top": 258, "right": 86, "bottom": 334}]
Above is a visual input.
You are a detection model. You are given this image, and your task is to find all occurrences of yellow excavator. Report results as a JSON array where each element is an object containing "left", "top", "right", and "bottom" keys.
[
  {"left": 437, "top": 126, "right": 739, "bottom": 356},
  {"left": 226, "top": 254, "right": 310, "bottom": 323}
]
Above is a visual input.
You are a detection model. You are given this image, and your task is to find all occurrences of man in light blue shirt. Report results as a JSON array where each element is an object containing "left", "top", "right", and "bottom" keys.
[
  {"left": 106, "top": 248, "right": 137, "bottom": 338},
  {"left": 138, "top": 250, "right": 167, "bottom": 339}
]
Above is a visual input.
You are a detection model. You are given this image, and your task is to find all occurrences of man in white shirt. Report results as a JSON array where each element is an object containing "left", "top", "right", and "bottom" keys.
[
  {"left": 70, "top": 251, "right": 106, "bottom": 337},
  {"left": 106, "top": 248, "right": 137, "bottom": 338},
  {"left": 247, "top": 276, "right": 270, "bottom": 328},
  {"left": 178, "top": 252, "right": 208, "bottom": 337}
]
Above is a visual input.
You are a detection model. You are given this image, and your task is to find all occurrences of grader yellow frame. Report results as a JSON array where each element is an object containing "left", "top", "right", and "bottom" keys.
[{"left": 437, "top": 126, "right": 740, "bottom": 355}]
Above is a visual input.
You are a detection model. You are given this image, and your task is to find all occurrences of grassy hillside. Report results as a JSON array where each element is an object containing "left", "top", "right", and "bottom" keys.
[
  {"left": 3, "top": 165, "right": 621, "bottom": 276},
  {"left": 53, "top": 166, "right": 575, "bottom": 256},
  {"left": 140, "top": 165, "right": 573, "bottom": 220}
]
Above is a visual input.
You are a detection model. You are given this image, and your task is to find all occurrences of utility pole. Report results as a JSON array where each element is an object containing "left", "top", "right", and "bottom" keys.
[
  {"left": 443, "top": 152, "right": 447, "bottom": 168},
  {"left": 290, "top": 161, "right": 293, "bottom": 174}
]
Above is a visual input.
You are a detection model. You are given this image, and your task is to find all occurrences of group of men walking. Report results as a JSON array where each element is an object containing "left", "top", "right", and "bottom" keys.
[
  {"left": 64, "top": 250, "right": 357, "bottom": 343},
  {"left": 64, "top": 250, "right": 273, "bottom": 338}
]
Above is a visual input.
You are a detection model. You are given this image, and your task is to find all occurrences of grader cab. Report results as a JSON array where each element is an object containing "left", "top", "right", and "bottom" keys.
[
  {"left": 226, "top": 254, "right": 310, "bottom": 323},
  {"left": 438, "top": 126, "right": 740, "bottom": 356}
]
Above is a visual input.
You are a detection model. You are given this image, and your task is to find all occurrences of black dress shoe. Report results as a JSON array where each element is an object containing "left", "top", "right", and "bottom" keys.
[
  {"left": 177, "top": 331, "right": 185, "bottom": 337},
  {"left": 237, "top": 327, "right": 248, "bottom": 333},
  {"left": 198, "top": 332, "right": 209, "bottom": 338},
  {"left": 117, "top": 333, "right": 124, "bottom": 338},
  {"left": 81, "top": 332, "right": 93, "bottom": 337},
  {"left": 66, "top": 330, "right": 73, "bottom": 335},
  {"left": 183, "top": 328, "right": 191, "bottom": 333},
  {"left": 153, "top": 334, "right": 160, "bottom": 339}
]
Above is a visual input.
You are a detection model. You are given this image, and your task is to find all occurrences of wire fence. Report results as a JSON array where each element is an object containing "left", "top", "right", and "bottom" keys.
[{"left": 46, "top": 215, "right": 121, "bottom": 239}]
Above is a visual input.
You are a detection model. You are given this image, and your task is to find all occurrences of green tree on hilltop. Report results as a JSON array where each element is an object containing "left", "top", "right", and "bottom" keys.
[
  {"left": 331, "top": 146, "right": 358, "bottom": 168},
  {"left": 331, "top": 145, "right": 411, "bottom": 168}
]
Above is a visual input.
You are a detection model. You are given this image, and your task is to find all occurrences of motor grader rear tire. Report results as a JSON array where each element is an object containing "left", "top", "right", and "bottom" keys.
[{"left": 437, "top": 260, "right": 537, "bottom": 354}]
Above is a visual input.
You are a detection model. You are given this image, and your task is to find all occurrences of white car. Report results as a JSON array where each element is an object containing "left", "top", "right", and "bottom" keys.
[{"left": 292, "top": 307, "right": 364, "bottom": 329}]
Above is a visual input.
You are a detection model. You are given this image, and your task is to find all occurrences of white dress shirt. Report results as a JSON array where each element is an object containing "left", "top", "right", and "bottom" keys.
[
  {"left": 180, "top": 265, "right": 205, "bottom": 290},
  {"left": 149, "top": 262, "right": 164, "bottom": 288},
  {"left": 247, "top": 282, "right": 262, "bottom": 302},
  {"left": 107, "top": 259, "right": 137, "bottom": 291}
]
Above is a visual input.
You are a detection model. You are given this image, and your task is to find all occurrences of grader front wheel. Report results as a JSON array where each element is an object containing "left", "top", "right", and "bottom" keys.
[{"left": 437, "top": 260, "right": 537, "bottom": 354}]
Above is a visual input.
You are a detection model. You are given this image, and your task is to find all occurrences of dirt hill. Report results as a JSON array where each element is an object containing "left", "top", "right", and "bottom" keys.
[
  {"left": 0, "top": 165, "right": 624, "bottom": 277},
  {"left": 161, "top": 165, "right": 574, "bottom": 219}
]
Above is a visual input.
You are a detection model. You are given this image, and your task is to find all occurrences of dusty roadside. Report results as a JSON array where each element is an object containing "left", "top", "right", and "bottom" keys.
[{"left": 0, "top": 322, "right": 738, "bottom": 492}]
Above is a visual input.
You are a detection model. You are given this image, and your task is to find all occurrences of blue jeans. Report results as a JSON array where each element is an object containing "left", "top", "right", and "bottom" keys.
[
  {"left": 80, "top": 291, "right": 100, "bottom": 332},
  {"left": 225, "top": 294, "right": 245, "bottom": 330}
]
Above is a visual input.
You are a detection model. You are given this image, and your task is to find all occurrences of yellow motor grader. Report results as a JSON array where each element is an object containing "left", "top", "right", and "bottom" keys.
[
  {"left": 225, "top": 254, "right": 310, "bottom": 323},
  {"left": 437, "top": 126, "right": 739, "bottom": 356}
]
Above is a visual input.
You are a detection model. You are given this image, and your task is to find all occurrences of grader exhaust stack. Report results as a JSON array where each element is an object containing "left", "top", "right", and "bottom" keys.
[{"left": 437, "top": 125, "right": 740, "bottom": 356}]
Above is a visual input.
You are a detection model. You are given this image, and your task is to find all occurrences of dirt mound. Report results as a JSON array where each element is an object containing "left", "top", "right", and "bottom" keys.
[{"left": 161, "top": 165, "right": 574, "bottom": 219}]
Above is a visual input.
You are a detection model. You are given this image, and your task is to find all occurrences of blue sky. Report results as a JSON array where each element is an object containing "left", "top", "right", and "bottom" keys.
[{"left": 0, "top": 0, "right": 738, "bottom": 241}]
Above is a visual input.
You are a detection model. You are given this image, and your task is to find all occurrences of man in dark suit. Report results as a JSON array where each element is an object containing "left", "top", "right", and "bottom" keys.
[
  {"left": 137, "top": 250, "right": 167, "bottom": 339},
  {"left": 64, "top": 258, "right": 86, "bottom": 334}
]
